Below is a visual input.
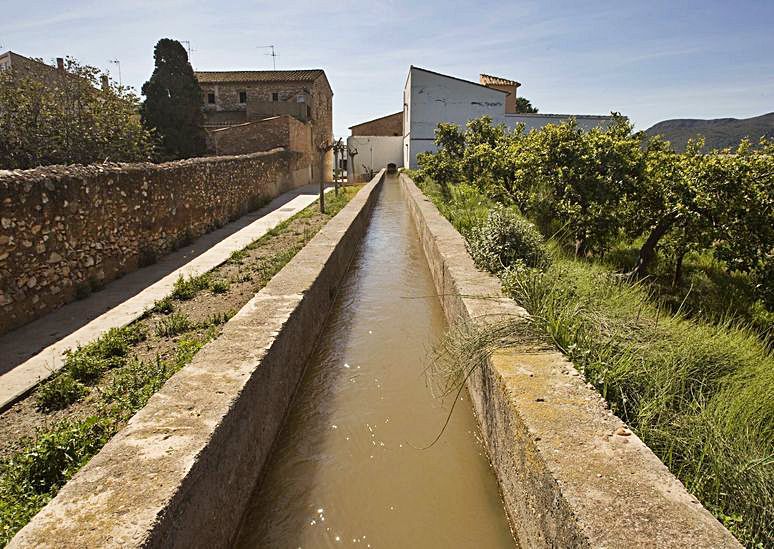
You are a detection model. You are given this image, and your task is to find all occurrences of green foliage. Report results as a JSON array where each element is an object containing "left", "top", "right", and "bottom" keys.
[
  {"left": 417, "top": 115, "right": 774, "bottom": 320},
  {"left": 171, "top": 273, "right": 211, "bottom": 300},
  {"left": 0, "top": 57, "right": 154, "bottom": 169},
  {"left": 468, "top": 206, "right": 550, "bottom": 274},
  {"left": 499, "top": 259, "right": 773, "bottom": 547},
  {"left": 61, "top": 325, "right": 146, "bottom": 384},
  {"left": 417, "top": 136, "right": 774, "bottom": 545},
  {"left": 0, "top": 416, "right": 117, "bottom": 545},
  {"left": 141, "top": 39, "right": 207, "bottom": 160},
  {"left": 210, "top": 279, "right": 229, "bottom": 294},
  {"left": 153, "top": 296, "right": 174, "bottom": 314},
  {"left": 35, "top": 374, "right": 88, "bottom": 412},
  {"left": 515, "top": 96, "right": 538, "bottom": 113},
  {"left": 155, "top": 312, "right": 191, "bottom": 337}
]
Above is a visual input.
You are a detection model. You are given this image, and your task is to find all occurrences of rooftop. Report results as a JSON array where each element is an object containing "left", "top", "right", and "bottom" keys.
[{"left": 194, "top": 69, "right": 326, "bottom": 84}]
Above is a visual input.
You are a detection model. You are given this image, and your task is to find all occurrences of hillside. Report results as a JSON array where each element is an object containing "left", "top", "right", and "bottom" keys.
[{"left": 645, "top": 112, "right": 774, "bottom": 151}]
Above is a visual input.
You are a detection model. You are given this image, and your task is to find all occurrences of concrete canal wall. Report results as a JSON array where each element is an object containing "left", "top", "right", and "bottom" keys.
[
  {"left": 9, "top": 172, "right": 385, "bottom": 549},
  {"left": 399, "top": 173, "right": 741, "bottom": 548}
]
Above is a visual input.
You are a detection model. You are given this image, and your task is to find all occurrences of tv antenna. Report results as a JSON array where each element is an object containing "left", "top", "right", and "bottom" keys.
[
  {"left": 259, "top": 45, "right": 278, "bottom": 70},
  {"left": 180, "top": 40, "right": 196, "bottom": 62},
  {"left": 108, "top": 59, "right": 121, "bottom": 85}
]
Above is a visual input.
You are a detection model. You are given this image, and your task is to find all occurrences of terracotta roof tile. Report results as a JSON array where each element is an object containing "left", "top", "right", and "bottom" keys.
[{"left": 479, "top": 73, "right": 521, "bottom": 87}]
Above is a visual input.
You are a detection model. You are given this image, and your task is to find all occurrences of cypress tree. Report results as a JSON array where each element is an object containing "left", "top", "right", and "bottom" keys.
[{"left": 141, "top": 39, "right": 207, "bottom": 159}]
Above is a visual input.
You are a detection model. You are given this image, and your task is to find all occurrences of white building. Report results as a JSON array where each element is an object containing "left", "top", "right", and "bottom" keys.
[
  {"left": 402, "top": 66, "right": 613, "bottom": 168},
  {"left": 348, "top": 65, "right": 614, "bottom": 175}
]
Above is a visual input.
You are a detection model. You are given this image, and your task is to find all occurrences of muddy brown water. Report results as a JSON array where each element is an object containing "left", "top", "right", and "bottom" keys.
[{"left": 234, "top": 178, "right": 516, "bottom": 548}]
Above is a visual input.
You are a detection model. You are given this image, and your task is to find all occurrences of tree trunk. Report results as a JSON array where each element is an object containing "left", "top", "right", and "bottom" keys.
[
  {"left": 672, "top": 248, "right": 685, "bottom": 287},
  {"left": 630, "top": 214, "right": 676, "bottom": 278}
]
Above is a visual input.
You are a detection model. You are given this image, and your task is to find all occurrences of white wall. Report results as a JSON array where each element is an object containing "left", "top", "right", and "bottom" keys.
[
  {"left": 403, "top": 66, "right": 613, "bottom": 168},
  {"left": 347, "top": 136, "right": 403, "bottom": 182},
  {"left": 405, "top": 67, "right": 506, "bottom": 168}
]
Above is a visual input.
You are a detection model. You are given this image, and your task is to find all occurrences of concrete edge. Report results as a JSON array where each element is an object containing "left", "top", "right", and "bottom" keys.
[
  {"left": 9, "top": 171, "right": 386, "bottom": 549},
  {"left": 399, "top": 173, "right": 741, "bottom": 549}
]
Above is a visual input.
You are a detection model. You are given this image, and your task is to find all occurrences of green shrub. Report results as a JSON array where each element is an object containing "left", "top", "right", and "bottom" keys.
[
  {"left": 35, "top": 374, "right": 88, "bottom": 412},
  {"left": 210, "top": 279, "right": 229, "bottom": 294},
  {"left": 468, "top": 206, "right": 551, "bottom": 274},
  {"left": 155, "top": 312, "right": 191, "bottom": 337},
  {"left": 153, "top": 296, "right": 174, "bottom": 314}
]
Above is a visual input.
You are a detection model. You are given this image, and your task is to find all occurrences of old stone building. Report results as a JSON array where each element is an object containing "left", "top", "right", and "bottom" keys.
[{"left": 195, "top": 69, "right": 333, "bottom": 183}]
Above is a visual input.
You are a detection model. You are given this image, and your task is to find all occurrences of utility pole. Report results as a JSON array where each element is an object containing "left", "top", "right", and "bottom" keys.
[
  {"left": 259, "top": 45, "right": 278, "bottom": 70},
  {"left": 108, "top": 59, "right": 121, "bottom": 86}
]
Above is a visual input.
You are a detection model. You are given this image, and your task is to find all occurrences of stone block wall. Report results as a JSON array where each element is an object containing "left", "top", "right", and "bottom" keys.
[{"left": 0, "top": 149, "right": 301, "bottom": 335}]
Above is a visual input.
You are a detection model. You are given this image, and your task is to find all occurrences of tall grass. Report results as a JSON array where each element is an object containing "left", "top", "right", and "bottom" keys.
[{"left": 416, "top": 175, "right": 773, "bottom": 547}]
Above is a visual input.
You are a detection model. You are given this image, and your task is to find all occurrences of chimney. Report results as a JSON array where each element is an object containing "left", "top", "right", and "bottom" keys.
[
  {"left": 56, "top": 57, "right": 64, "bottom": 74},
  {"left": 479, "top": 74, "right": 521, "bottom": 114},
  {"left": 100, "top": 74, "right": 109, "bottom": 90}
]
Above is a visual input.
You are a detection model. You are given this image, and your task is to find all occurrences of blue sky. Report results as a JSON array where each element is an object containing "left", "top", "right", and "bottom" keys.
[{"left": 2, "top": 0, "right": 772, "bottom": 137}]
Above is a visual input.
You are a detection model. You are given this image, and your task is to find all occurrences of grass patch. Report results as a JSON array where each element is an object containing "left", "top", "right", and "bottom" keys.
[
  {"left": 0, "top": 332, "right": 213, "bottom": 546},
  {"left": 154, "top": 312, "right": 191, "bottom": 337},
  {"left": 171, "top": 273, "right": 211, "bottom": 301},
  {"left": 210, "top": 279, "right": 229, "bottom": 295},
  {"left": 152, "top": 296, "right": 174, "bottom": 314}
]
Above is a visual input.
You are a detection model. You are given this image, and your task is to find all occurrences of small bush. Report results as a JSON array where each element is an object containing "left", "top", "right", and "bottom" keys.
[
  {"left": 171, "top": 273, "right": 210, "bottom": 300},
  {"left": 467, "top": 206, "right": 551, "bottom": 273},
  {"left": 35, "top": 374, "right": 88, "bottom": 412},
  {"left": 155, "top": 312, "right": 191, "bottom": 337},
  {"left": 229, "top": 249, "right": 247, "bottom": 264},
  {"left": 153, "top": 296, "right": 174, "bottom": 314},
  {"left": 210, "top": 279, "right": 229, "bottom": 294}
]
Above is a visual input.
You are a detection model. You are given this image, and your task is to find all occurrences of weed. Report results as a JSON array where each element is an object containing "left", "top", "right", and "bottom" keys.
[
  {"left": 210, "top": 279, "right": 229, "bottom": 294},
  {"left": 207, "top": 310, "right": 235, "bottom": 326},
  {"left": 171, "top": 273, "right": 210, "bottom": 300},
  {"left": 229, "top": 249, "right": 247, "bottom": 264},
  {"left": 153, "top": 296, "right": 174, "bottom": 314},
  {"left": 155, "top": 312, "right": 191, "bottom": 337},
  {"left": 35, "top": 374, "right": 88, "bottom": 412}
]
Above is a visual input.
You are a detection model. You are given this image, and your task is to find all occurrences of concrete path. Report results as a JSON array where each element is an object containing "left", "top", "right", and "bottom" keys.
[{"left": 0, "top": 184, "right": 331, "bottom": 411}]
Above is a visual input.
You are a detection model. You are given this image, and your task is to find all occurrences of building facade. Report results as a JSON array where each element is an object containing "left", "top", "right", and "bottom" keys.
[{"left": 195, "top": 70, "right": 333, "bottom": 182}]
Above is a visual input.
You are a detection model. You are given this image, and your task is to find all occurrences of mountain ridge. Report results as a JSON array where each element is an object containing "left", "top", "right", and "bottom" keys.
[{"left": 644, "top": 112, "right": 774, "bottom": 151}]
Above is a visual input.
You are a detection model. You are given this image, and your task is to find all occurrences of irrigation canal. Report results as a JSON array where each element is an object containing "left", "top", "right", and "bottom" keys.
[{"left": 234, "top": 178, "right": 516, "bottom": 547}]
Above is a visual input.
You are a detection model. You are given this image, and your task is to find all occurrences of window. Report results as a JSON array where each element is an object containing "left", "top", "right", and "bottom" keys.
[
  {"left": 272, "top": 92, "right": 279, "bottom": 102},
  {"left": 207, "top": 92, "right": 215, "bottom": 104},
  {"left": 239, "top": 91, "right": 247, "bottom": 104},
  {"left": 307, "top": 105, "right": 312, "bottom": 119}
]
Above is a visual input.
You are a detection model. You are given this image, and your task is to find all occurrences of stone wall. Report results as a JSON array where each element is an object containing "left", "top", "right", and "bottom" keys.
[
  {"left": 0, "top": 149, "right": 302, "bottom": 335},
  {"left": 209, "top": 115, "right": 309, "bottom": 157}
]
